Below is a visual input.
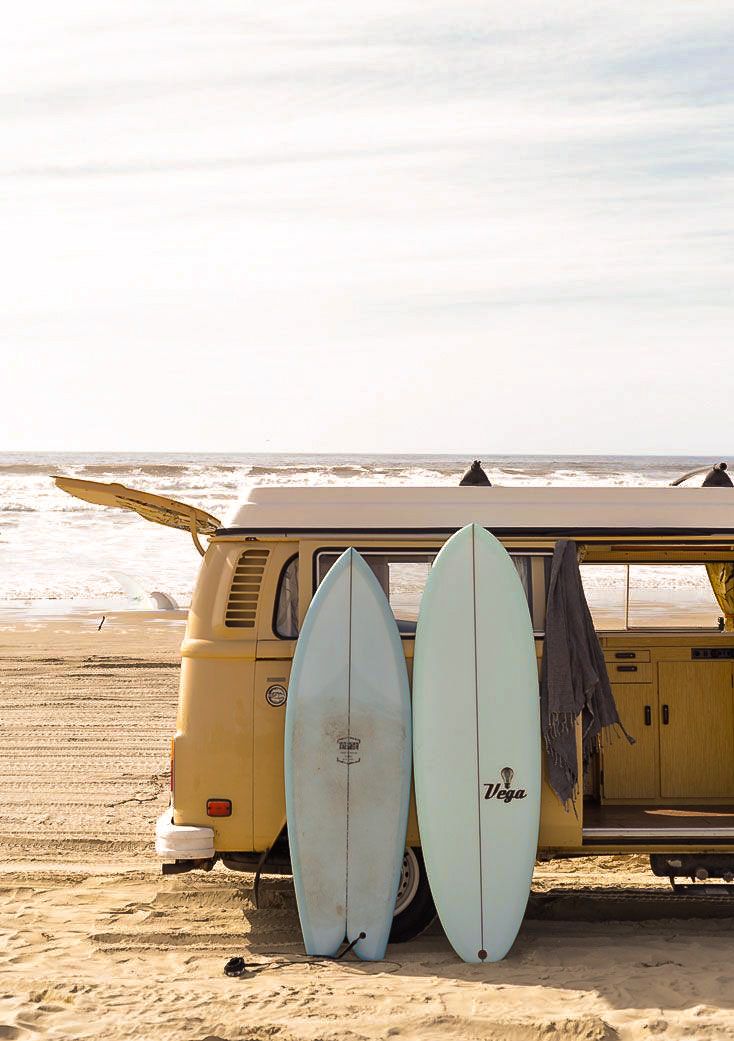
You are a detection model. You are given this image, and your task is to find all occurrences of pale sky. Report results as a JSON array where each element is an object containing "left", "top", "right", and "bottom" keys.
[{"left": 2, "top": 3, "right": 733, "bottom": 454}]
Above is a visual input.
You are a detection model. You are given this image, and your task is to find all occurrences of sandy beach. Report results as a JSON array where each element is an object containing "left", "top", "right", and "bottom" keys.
[{"left": 2, "top": 617, "right": 734, "bottom": 1040}]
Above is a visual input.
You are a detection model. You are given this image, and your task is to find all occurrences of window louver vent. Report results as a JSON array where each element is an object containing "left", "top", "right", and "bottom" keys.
[{"left": 225, "top": 549, "right": 269, "bottom": 628}]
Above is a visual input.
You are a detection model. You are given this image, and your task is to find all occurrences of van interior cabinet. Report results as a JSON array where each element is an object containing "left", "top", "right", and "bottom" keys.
[
  {"left": 602, "top": 684, "right": 659, "bottom": 800},
  {"left": 658, "top": 661, "right": 734, "bottom": 799},
  {"left": 601, "top": 653, "right": 734, "bottom": 803}
]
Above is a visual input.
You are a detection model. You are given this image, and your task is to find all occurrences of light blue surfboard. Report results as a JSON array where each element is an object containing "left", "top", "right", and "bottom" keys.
[
  {"left": 285, "top": 548, "right": 412, "bottom": 961},
  {"left": 413, "top": 524, "right": 540, "bottom": 963}
]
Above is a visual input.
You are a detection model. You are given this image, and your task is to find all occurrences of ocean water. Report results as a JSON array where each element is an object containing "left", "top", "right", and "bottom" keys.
[{"left": 0, "top": 452, "right": 727, "bottom": 613}]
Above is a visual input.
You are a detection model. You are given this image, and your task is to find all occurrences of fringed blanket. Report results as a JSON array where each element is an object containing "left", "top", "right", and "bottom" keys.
[{"left": 540, "top": 539, "right": 634, "bottom": 809}]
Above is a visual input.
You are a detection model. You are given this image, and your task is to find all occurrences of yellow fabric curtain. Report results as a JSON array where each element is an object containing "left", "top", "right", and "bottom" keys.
[{"left": 706, "top": 563, "right": 734, "bottom": 631}]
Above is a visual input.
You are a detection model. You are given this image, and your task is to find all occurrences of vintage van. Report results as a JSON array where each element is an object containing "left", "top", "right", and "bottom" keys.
[{"left": 56, "top": 471, "right": 734, "bottom": 940}]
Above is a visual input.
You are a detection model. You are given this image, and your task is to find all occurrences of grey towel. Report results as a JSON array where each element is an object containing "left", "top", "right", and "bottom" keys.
[{"left": 540, "top": 540, "right": 633, "bottom": 808}]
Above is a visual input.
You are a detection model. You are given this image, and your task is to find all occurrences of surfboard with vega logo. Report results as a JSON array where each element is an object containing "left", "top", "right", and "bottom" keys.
[
  {"left": 412, "top": 523, "right": 541, "bottom": 963},
  {"left": 285, "top": 548, "right": 412, "bottom": 961}
]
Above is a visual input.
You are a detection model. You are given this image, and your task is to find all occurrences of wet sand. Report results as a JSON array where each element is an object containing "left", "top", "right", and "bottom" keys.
[{"left": 1, "top": 617, "right": 734, "bottom": 1040}]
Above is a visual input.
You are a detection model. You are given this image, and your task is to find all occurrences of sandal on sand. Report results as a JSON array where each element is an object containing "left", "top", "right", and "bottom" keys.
[{"left": 224, "top": 956, "right": 248, "bottom": 977}]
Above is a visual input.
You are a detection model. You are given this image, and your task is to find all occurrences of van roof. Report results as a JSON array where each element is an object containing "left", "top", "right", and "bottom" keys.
[{"left": 223, "top": 485, "right": 734, "bottom": 536}]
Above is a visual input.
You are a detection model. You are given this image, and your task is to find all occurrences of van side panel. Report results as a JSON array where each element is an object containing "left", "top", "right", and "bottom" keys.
[
  {"left": 538, "top": 717, "right": 583, "bottom": 847},
  {"left": 172, "top": 540, "right": 293, "bottom": 853},
  {"left": 252, "top": 658, "right": 290, "bottom": 848},
  {"left": 184, "top": 542, "right": 243, "bottom": 642},
  {"left": 536, "top": 647, "right": 583, "bottom": 847},
  {"left": 174, "top": 654, "right": 255, "bottom": 851}
]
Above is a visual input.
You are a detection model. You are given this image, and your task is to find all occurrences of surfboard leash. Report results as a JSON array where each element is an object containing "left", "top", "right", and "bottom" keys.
[
  {"left": 333, "top": 931, "right": 366, "bottom": 959},
  {"left": 223, "top": 935, "right": 403, "bottom": 978}
]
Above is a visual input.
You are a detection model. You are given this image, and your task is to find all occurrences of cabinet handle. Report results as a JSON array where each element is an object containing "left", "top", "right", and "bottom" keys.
[
  {"left": 644, "top": 705, "right": 651, "bottom": 726},
  {"left": 615, "top": 652, "right": 636, "bottom": 659},
  {"left": 662, "top": 704, "right": 670, "bottom": 725},
  {"left": 616, "top": 665, "right": 638, "bottom": 672}
]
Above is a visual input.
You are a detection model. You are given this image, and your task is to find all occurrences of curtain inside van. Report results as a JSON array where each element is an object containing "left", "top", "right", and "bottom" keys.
[{"left": 706, "top": 562, "right": 734, "bottom": 630}]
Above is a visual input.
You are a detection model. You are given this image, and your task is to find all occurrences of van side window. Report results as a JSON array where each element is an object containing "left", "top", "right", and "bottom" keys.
[
  {"left": 316, "top": 553, "right": 433, "bottom": 634},
  {"left": 315, "top": 550, "right": 545, "bottom": 635},
  {"left": 274, "top": 556, "right": 299, "bottom": 638},
  {"left": 580, "top": 563, "right": 724, "bottom": 630},
  {"left": 579, "top": 564, "right": 628, "bottom": 630},
  {"left": 628, "top": 564, "right": 721, "bottom": 629}
]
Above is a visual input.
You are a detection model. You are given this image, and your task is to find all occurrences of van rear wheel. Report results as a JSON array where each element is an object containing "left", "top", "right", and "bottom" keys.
[{"left": 389, "top": 847, "right": 436, "bottom": 943}]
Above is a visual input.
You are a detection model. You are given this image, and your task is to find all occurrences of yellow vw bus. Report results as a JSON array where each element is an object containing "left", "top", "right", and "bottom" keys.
[{"left": 56, "top": 473, "right": 734, "bottom": 940}]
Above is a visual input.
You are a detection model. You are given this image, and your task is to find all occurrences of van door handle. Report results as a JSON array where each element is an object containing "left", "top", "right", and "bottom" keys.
[
  {"left": 644, "top": 705, "right": 651, "bottom": 726},
  {"left": 662, "top": 704, "right": 670, "bottom": 725},
  {"left": 616, "top": 665, "right": 638, "bottom": 672}
]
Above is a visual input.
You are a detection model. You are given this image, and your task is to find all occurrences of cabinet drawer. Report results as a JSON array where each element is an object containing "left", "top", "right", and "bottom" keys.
[
  {"left": 604, "top": 649, "right": 651, "bottom": 663},
  {"left": 607, "top": 662, "right": 652, "bottom": 683}
]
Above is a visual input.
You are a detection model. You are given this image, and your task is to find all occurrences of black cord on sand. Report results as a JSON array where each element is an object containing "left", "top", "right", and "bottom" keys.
[
  {"left": 223, "top": 935, "right": 402, "bottom": 979},
  {"left": 97, "top": 616, "right": 105, "bottom": 631}
]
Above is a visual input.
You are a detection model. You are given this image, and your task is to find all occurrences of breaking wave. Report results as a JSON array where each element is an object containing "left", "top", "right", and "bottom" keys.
[{"left": 0, "top": 450, "right": 726, "bottom": 605}]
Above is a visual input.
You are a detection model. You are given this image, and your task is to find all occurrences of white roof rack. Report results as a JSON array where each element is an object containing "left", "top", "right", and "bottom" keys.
[{"left": 224, "top": 486, "right": 734, "bottom": 534}]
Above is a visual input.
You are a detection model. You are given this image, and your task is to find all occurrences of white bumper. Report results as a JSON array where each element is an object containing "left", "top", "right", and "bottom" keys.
[{"left": 155, "top": 803, "right": 215, "bottom": 860}]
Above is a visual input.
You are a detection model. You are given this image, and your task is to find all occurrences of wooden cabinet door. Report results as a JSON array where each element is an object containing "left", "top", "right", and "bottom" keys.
[
  {"left": 602, "top": 685, "right": 659, "bottom": 799},
  {"left": 659, "top": 662, "right": 734, "bottom": 799}
]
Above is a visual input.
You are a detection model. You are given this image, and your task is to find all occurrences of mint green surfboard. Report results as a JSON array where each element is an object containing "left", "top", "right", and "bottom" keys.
[{"left": 413, "top": 524, "right": 540, "bottom": 963}]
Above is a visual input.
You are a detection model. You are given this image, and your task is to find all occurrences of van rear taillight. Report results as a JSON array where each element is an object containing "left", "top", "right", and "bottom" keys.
[{"left": 207, "top": 799, "right": 232, "bottom": 818}]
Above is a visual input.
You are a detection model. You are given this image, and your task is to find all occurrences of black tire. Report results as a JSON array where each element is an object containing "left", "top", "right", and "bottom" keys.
[{"left": 389, "top": 847, "right": 436, "bottom": 943}]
